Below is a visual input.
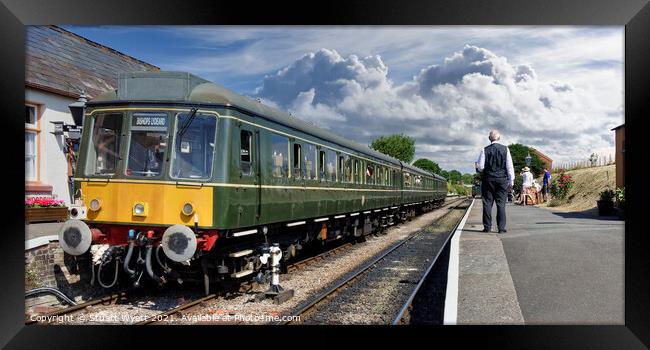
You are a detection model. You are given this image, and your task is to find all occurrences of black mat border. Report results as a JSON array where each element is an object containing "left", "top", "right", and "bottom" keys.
[{"left": 0, "top": 0, "right": 648, "bottom": 348}]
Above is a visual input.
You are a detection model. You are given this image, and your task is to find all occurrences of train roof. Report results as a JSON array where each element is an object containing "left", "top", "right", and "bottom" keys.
[{"left": 90, "top": 71, "right": 443, "bottom": 181}]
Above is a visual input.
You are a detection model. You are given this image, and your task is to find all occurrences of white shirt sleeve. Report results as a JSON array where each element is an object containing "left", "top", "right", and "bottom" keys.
[
  {"left": 506, "top": 147, "right": 515, "bottom": 186},
  {"left": 476, "top": 149, "right": 485, "bottom": 171}
]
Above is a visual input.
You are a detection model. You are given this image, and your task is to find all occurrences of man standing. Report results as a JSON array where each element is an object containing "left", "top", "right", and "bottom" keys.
[
  {"left": 542, "top": 168, "right": 552, "bottom": 202},
  {"left": 475, "top": 130, "right": 515, "bottom": 233}
]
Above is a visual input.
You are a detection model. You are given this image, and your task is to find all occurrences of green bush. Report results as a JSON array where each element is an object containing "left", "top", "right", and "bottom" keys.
[
  {"left": 615, "top": 187, "right": 625, "bottom": 205},
  {"left": 599, "top": 188, "right": 615, "bottom": 202}
]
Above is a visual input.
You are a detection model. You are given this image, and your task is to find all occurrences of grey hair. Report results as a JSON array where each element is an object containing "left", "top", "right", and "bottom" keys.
[{"left": 489, "top": 129, "right": 501, "bottom": 142}]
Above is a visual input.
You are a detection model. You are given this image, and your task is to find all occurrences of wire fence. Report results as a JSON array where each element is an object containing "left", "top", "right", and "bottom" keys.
[{"left": 552, "top": 153, "right": 615, "bottom": 172}]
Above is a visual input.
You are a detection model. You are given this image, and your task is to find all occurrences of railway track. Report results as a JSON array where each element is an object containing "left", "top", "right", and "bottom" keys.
[
  {"left": 392, "top": 198, "right": 471, "bottom": 325},
  {"left": 26, "top": 291, "right": 130, "bottom": 325},
  {"left": 28, "top": 199, "right": 467, "bottom": 326},
  {"left": 278, "top": 198, "right": 471, "bottom": 325}
]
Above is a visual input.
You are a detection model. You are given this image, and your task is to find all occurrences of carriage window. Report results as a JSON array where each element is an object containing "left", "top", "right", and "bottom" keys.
[
  {"left": 354, "top": 159, "right": 359, "bottom": 183},
  {"left": 304, "top": 143, "right": 316, "bottom": 180},
  {"left": 366, "top": 164, "right": 374, "bottom": 185},
  {"left": 87, "top": 113, "right": 123, "bottom": 176},
  {"left": 271, "top": 134, "right": 289, "bottom": 178},
  {"left": 325, "top": 149, "right": 337, "bottom": 182},
  {"left": 170, "top": 113, "right": 216, "bottom": 179},
  {"left": 293, "top": 143, "right": 302, "bottom": 179},
  {"left": 240, "top": 130, "right": 252, "bottom": 175},
  {"left": 345, "top": 156, "right": 352, "bottom": 183},
  {"left": 404, "top": 172, "right": 412, "bottom": 187},
  {"left": 319, "top": 150, "right": 325, "bottom": 178},
  {"left": 384, "top": 168, "right": 390, "bottom": 186}
]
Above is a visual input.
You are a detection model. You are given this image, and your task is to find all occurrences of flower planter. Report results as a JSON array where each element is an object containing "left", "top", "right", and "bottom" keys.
[
  {"left": 596, "top": 200, "right": 615, "bottom": 216},
  {"left": 25, "top": 207, "right": 69, "bottom": 224}
]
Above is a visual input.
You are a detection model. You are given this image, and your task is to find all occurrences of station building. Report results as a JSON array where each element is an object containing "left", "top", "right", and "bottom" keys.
[
  {"left": 531, "top": 148, "right": 553, "bottom": 171},
  {"left": 25, "top": 26, "right": 159, "bottom": 205},
  {"left": 612, "top": 123, "right": 625, "bottom": 188}
]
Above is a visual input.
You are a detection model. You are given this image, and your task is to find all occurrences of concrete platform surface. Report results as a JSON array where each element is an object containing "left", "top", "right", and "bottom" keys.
[
  {"left": 26, "top": 222, "right": 63, "bottom": 245},
  {"left": 456, "top": 198, "right": 623, "bottom": 324},
  {"left": 457, "top": 200, "right": 524, "bottom": 324}
]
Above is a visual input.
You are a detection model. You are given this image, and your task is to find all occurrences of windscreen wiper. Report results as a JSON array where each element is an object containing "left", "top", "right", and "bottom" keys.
[{"left": 177, "top": 107, "right": 198, "bottom": 139}]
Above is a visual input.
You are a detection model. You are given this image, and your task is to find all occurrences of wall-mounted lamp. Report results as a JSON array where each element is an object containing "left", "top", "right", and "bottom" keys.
[{"left": 68, "top": 92, "right": 87, "bottom": 127}]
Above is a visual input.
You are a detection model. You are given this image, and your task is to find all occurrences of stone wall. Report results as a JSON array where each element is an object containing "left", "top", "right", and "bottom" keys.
[{"left": 25, "top": 241, "right": 97, "bottom": 314}]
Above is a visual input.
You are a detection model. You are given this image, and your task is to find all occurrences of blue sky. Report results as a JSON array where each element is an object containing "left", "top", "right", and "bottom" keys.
[{"left": 63, "top": 26, "right": 624, "bottom": 174}]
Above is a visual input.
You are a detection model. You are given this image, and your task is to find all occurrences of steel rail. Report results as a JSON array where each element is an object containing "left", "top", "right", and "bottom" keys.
[
  {"left": 25, "top": 291, "right": 129, "bottom": 325},
  {"left": 279, "top": 198, "right": 469, "bottom": 325},
  {"left": 136, "top": 293, "right": 218, "bottom": 325}
]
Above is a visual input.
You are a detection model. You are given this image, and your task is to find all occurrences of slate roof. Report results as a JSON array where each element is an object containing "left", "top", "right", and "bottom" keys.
[{"left": 25, "top": 26, "right": 159, "bottom": 99}]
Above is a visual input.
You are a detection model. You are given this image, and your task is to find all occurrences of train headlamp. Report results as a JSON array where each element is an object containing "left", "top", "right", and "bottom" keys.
[
  {"left": 89, "top": 198, "right": 102, "bottom": 211},
  {"left": 133, "top": 202, "right": 148, "bottom": 216},
  {"left": 181, "top": 202, "right": 195, "bottom": 216}
]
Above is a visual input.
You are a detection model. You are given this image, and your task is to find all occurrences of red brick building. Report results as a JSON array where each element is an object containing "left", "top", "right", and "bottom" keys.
[{"left": 531, "top": 148, "right": 553, "bottom": 170}]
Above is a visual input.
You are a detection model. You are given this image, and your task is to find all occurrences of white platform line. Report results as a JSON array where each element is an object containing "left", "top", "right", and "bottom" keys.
[{"left": 443, "top": 198, "right": 475, "bottom": 325}]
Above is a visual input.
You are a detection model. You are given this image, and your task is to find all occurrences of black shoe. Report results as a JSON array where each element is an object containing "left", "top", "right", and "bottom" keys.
[
  {"left": 498, "top": 229, "right": 507, "bottom": 233},
  {"left": 482, "top": 228, "right": 490, "bottom": 233}
]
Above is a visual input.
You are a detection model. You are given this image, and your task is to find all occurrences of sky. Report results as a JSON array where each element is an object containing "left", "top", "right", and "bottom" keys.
[{"left": 63, "top": 26, "right": 624, "bottom": 174}]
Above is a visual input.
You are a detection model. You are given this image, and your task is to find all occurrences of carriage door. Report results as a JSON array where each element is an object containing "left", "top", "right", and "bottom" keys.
[{"left": 239, "top": 127, "right": 261, "bottom": 225}]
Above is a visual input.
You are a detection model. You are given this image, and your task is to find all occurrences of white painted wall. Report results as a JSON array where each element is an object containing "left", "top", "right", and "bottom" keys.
[{"left": 26, "top": 88, "right": 77, "bottom": 205}]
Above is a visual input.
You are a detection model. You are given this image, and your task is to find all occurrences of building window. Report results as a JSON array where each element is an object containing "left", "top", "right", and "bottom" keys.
[{"left": 25, "top": 104, "right": 39, "bottom": 182}]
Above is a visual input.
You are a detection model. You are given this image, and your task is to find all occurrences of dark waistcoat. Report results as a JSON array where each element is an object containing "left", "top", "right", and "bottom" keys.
[{"left": 483, "top": 143, "right": 508, "bottom": 179}]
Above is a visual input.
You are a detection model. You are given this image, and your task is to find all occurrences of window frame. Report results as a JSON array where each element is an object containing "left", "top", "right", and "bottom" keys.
[
  {"left": 270, "top": 133, "right": 290, "bottom": 178},
  {"left": 25, "top": 103, "right": 41, "bottom": 182},
  {"left": 85, "top": 112, "right": 125, "bottom": 177},
  {"left": 239, "top": 129, "right": 253, "bottom": 176},
  {"left": 292, "top": 142, "right": 302, "bottom": 179},
  {"left": 168, "top": 112, "right": 218, "bottom": 181}
]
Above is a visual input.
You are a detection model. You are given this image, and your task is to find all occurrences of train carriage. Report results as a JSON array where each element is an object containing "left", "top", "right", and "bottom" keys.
[{"left": 60, "top": 71, "right": 447, "bottom": 294}]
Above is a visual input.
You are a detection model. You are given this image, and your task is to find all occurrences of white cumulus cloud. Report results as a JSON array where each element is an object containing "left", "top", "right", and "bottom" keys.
[{"left": 255, "top": 45, "right": 621, "bottom": 173}]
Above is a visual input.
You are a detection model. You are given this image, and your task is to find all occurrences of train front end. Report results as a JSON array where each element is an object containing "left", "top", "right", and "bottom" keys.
[{"left": 60, "top": 104, "right": 220, "bottom": 288}]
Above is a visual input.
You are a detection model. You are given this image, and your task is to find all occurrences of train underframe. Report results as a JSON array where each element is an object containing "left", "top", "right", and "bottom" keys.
[{"left": 63, "top": 199, "right": 445, "bottom": 295}]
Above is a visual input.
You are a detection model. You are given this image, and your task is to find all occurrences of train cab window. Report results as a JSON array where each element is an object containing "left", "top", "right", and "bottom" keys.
[
  {"left": 126, "top": 112, "right": 170, "bottom": 177},
  {"left": 170, "top": 113, "right": 216, "bottom": 179},
  {"left": 271, "top": 134, "right": 289, "bottom": 178},
  {"left": 240, "top": 130, "right": 252, "bottom": 175},
  {"left": 87, "top": 113, "right": 123, "bottom": 176},
  {"left": 293, "top": 143, "right": 302, "bottom": 179},
  {"left": 366, "top": 164, "right": 374, "bottom": 185}
]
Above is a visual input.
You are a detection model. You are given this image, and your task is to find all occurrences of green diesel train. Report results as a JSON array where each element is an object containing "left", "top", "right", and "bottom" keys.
[{"left": 60, "top": 72, "right": 447, "bottom": 294}]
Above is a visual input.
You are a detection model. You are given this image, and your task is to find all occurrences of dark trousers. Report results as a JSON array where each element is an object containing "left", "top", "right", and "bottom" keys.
[{"left": 482, "top": 177, "right": 508, "bottom": 231}]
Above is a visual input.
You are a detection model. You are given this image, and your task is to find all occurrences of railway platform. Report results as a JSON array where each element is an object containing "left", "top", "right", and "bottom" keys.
[{"left": 447, "top": 198, "right": 624, "bottom": 324}]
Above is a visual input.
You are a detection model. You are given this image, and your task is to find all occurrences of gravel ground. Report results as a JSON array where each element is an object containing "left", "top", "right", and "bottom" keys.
[
  {"left": 46, "top": 287, "right": 203, "bottom": 325},
  {"left": 296, "top": 205, "right": 466, "bottom": 324},
  {"left": 46, "top": 199, "right": 465, "bottom": 325}
]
